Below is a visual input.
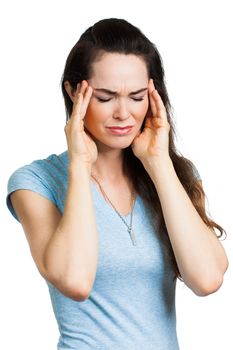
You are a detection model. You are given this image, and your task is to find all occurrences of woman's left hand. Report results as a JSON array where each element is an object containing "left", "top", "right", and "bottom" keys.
[{"left": 131, "top": 79, "right": 170, "bottom": 162}]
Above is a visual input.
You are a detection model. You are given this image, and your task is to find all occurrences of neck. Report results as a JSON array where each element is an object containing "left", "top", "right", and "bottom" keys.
[{"left": 91, "top": 149, "right": 125, "bottom": 183}]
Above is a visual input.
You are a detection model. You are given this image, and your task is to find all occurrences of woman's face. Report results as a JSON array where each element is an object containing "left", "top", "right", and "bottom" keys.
[{"left": 85, "top": 53, "right": 149, "bottom": 151}]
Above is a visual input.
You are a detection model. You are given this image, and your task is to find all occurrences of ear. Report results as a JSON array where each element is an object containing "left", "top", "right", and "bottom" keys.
[{"left": 64, "top": 81, "right": 76, "bottom": 102}]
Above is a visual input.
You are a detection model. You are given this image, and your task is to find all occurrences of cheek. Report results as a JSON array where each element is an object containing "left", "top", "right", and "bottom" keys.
[
  {"left": 88, "top": 99, "right": 109, "bottom": 116},
  {"left": 84, "top": 102, "right": 107, "bottom": 129}
]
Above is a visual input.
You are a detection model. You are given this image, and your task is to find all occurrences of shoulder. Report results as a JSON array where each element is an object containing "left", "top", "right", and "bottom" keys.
[
  {"left": 8, "top": 150, "right": 69, "bottom": 185},
  {"left": 7, "top": 150, "right": 69, "bottom": 222}
]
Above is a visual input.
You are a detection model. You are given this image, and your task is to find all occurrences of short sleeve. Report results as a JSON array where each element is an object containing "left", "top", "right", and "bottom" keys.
[{"left": 6, "top": 163, "right": 58, "bottom": 223}]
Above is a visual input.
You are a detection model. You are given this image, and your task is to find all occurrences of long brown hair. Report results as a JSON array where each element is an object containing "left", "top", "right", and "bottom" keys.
[{"left": 61, "top": 18, "right": 226, "bottom": 279}]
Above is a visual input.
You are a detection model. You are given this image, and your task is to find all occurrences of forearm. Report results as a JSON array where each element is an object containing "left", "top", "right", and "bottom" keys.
[
  {"left": 142, "top": 156, "right": 228, "bottom": 295},
  {"left": 44, "top": 159, "right": 98, "bottom": 297}
]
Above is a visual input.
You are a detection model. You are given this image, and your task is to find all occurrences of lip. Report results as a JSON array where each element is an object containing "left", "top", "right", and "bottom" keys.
[
  {"left": 107, "top": 126, "right": 134, "bottom": 129},
  {"left": 106, "top": 126, "right": 133, "bottom": 135}
]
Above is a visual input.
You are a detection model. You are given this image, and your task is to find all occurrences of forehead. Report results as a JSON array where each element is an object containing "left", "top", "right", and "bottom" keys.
[{"left": 89, "top": 53, "right": 148, "bottom": 88}]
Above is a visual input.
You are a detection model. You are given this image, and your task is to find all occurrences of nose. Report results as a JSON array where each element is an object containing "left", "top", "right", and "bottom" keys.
[{"left": 113, "top": 99, "right": 130, "bottom": 120}]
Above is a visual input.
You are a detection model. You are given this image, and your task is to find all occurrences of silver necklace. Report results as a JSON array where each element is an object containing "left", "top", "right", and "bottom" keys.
[{"left": 91, "top": 173, "right": 137, "bottom": 246}]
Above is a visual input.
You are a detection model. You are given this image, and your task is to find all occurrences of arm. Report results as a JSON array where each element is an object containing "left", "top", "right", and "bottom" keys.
[
  {"left": 143, "top": 156, "right": 228, "bottom": 296},
  {"left": 11, "top": 159, "right": 98, "bottom": 301},
  {"left": 11, "top": 80, "right": 99, "bottom": 302},
  {"left": 132, "top": 79, "right": 228, "bottom": 296}
]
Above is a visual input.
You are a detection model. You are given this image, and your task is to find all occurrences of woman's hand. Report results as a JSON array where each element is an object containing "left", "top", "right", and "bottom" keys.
[
  {"left": 64, "top": 80, "right": 98, "bottom": 168},
  {"left": 131, "top": 79, "right": 170, "bottom": 162}
]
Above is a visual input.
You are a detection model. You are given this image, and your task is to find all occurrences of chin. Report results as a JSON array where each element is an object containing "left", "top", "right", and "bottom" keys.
[{"left": 97, "top": 137, "right": 134, "bottom": 151}]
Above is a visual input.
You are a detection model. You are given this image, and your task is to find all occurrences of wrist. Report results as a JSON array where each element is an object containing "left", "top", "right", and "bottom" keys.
[
  {"left": 69, "top": 158, "right": 92, "bottom": 177},
  {"left": 140, "top": 156, "right": 177, "bottom": 188},
  {"left": 140, "top": 155, "right": 173, "bottom": 175}
]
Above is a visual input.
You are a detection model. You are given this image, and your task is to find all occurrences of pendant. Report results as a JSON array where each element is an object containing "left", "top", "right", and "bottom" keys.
[{"left": 128, "top": 228, "right": 137, "bottom": 246}]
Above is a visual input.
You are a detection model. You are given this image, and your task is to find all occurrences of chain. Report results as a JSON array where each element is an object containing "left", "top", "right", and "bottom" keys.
[{"left": 91, "top": 173, "right": 137, "bottom": 246}]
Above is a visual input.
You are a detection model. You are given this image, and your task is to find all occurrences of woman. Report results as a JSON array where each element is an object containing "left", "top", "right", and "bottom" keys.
[{"left": 6, "top": 18, "right": 228, "bottom": 349}]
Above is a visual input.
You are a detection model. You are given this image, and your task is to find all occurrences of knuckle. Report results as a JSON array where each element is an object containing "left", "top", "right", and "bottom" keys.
[{"left": 64, "top": 122, "right": 71, "bottom": 132}]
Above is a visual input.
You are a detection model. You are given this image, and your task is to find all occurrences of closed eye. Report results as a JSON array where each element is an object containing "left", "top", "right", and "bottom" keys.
[
  {"left": 132, "top": 97, "right": 144, "bottom": 101},
  {"left": 97, "top": 97, "right": 111, "bottom": 102},
  {"left": 96, "top": 97, "right": 145, "bottom": 103}
]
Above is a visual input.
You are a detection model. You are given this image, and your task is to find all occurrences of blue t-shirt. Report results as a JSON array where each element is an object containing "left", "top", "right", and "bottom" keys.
[{"left": 6, "top": 150, "right": 201, "bottom": 350}]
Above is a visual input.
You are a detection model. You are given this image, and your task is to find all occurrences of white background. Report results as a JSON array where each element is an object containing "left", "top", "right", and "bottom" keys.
[{"left": 1, "top": 0, "right": 232, "bottom": 349}]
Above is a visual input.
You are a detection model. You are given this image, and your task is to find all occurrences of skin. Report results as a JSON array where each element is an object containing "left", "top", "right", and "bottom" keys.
[
  {"left": 10, "top": 52, "right": 228, "bottom": 302},
  {"left": 64, "top": 53, "right": 152, "bottom": 181},
  {"left": 64, "top": 52, "right": 228, "bottom": 296}
]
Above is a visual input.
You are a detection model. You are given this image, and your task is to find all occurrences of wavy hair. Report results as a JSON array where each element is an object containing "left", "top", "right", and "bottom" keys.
[{"left": 61, "top": 18, "right": 226, "bottom": 279}]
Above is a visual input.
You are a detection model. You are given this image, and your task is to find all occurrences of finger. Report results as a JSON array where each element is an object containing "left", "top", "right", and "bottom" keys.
[
  {"left": 72, "top": 91, "right": 83, "bottom": 120},
  {"left": 71, "top": 80, "right": 85, "bottom": 115},
  {"left": 152, "top": 90, "right": 168, "bottom": 123},
  {"left": 147, "top": 79, "right": 157, "bottom": 117},
  {"left": 79, "top": 80, "right": 88, "bottom": 94},
  {"left": 70, "top": 82, "right": 80, "bottom": 108},
  {"left": 148, "top": 91, "right": 157, "bottom": 118},
  {"left": 149, "top": 79, "right": 168, "bottom": 123},
  {"left": 74, "top": 80, "right": 92, "bottom": 119},
  {"left": 81, "top": 86, "right": 93, "bottom": 118}
]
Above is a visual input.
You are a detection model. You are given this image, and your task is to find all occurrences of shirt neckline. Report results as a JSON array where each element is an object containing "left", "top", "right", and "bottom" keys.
[{"left": 91, "top": 179, "right": 138, "bottom": 219}]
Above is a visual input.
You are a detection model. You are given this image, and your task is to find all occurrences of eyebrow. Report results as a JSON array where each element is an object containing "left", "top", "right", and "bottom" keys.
[{"left": 93, "top": 88, "right": 148, "bottom": 96}]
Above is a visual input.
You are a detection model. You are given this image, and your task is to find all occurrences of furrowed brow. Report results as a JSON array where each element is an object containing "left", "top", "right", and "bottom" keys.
[{"left": 93, "top": 88, "right": 148, "bottom": 96}]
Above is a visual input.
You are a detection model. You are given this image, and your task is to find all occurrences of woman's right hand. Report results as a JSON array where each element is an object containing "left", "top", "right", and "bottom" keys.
[{"left": 64, "top": 80, "right": 98, "bottom": 169}]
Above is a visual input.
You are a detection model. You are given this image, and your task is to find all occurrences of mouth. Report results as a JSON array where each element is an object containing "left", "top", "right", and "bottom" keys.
[{"left": 106, "top": 126, "right": 134, "bottom": 135}]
